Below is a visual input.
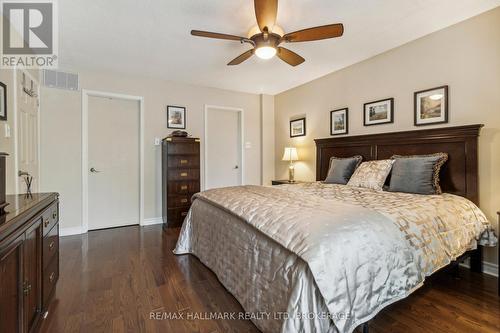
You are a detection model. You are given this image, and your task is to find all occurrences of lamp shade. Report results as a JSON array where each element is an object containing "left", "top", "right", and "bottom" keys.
[{"left": 282, "top": 147, "right": 299, "bottom": 161}]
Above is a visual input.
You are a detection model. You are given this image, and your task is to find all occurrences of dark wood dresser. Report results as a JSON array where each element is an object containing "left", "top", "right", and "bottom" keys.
[
  {"left": 0, "top": 193, "right": 59, "bottom": 333},
  {"left": 162, "top": 137, "right": 200, "bottom": 228}
]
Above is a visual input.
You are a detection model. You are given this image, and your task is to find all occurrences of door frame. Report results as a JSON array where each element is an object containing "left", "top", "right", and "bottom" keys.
[
  {"left": 81, "top": 89, "right": 144, "bottom": 232},
  {"left": 203, "top": 104, "right": 244, "bottom": 190},
  {"left": 13, "top": 69, "right": 41, "bottom": 194}
]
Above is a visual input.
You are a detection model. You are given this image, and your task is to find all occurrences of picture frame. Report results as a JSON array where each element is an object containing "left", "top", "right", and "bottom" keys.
[
  {"left": 0, "top": 82, "right": 6, "bottom": 121},
  {"left": 364, "top": 98, "right": 394, "bottom": 126},
  {"left": 167, "top": 105, "right": 186, "bottom": 129},
  {"left": 290, "top": 118, "right": 306, "bottom": 137},
  {"left": 414, "top": 85, "right": 448, "bottom": 126},
  {"left": 330, "top": 108, "right": 348, "bottom": 136}
]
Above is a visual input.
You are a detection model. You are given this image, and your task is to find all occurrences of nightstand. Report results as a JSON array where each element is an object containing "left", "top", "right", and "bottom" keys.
[{"left": 271, "top": 180, "right": 306, "bottom": 185}]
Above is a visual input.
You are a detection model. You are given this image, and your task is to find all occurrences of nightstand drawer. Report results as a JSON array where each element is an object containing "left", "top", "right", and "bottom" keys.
[{"left": 271, "top": 180, "right": 306, "bottom": 185}]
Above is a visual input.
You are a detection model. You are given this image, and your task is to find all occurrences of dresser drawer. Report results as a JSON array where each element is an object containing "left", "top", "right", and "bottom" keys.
[
  {"left": 43, "top": 224, "right": 59, "bottom": 269},
  {"left": 167, "top": 155, "right": 199, "bottom": 169},
  {"left": 167, "top": 194, "right": 192, "bottom": 208},
  {"left": 42, "top": 255, "right": 59, "bottom": 309},
  {"left": 167, "top": 181, "right": 200, "bottom": 194},
  {"left": 168, "top": 169, "right": 199, "bottom": 181},
  {"left": 167, "top": 142, "right": 200, "bottom": 155},
  {"left": 41, "top": 202, "right": 59, "bottom": 237},
  {"left": 167, "top": 207, "right": 190, "bottom": 225}
]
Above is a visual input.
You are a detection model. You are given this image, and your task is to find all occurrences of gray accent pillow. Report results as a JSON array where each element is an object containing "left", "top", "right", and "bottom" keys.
[
  {"left": 389, "top": 153, "right": 448, "bottom": 195},
  {"left": 324, "top": 156, "right": 363, "bottom": 184}
]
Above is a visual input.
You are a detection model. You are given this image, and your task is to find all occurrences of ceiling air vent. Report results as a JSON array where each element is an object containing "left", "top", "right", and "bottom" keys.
[{"left": 43, "top": 69, "right": 79, "bottom": 91}]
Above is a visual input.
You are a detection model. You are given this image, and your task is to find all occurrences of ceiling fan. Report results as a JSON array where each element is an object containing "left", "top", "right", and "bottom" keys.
[{"left": 191, "top": 0, "right": 344, "bottom": 67}]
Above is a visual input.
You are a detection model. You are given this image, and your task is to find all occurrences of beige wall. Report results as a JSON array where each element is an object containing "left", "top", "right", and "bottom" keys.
[
  {"left": 40, "top": 68, "right": 264, "bottom": 231},
  {"left": 275, "top": 8, "right": 500, "bottom": 267},
  {"left": 261, "top": 94, "right": 275, "bottom": 185}
]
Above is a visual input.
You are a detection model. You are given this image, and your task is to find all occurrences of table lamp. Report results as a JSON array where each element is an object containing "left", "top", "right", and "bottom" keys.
[{"left": 282, "top": 147, "right": 299, "bottom": 183}]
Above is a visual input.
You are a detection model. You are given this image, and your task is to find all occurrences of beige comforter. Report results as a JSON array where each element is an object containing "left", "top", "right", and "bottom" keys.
[{"left": 174, "top": 183, "right": 496, "bottom": 333}]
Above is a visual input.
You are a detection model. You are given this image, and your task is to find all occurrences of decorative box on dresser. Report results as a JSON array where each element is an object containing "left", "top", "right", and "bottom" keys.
[
  {"left": 162, "top": 137, "right": 200, "bottom": 228},
  {"left": 0, "top": 193, "right": 59, "bottom": 333}
]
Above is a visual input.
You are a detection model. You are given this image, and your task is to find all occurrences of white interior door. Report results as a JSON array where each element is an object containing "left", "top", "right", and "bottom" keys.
[
  {"left": 17, "top": 70, "right": 39, "bottom": 194},
  {"left": 205, "top": 107, "right": 242, "bottom": 190},
  {"left": 88, "top": 96, "right": 140, "bottom": 230}
]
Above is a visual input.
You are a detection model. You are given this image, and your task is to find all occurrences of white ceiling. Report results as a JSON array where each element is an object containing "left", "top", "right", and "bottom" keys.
[{"left": 59, "top": 0, "right": 500, "bottom": 95}]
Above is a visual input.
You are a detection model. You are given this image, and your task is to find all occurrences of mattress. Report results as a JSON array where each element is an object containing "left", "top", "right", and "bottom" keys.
[{"left": 174, "top": 182, "right": 496, "bottom": 333}]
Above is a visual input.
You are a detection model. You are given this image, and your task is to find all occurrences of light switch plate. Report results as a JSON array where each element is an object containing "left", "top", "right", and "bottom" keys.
[
  {"left": 4, "top": 123, "right": 11, "bottom": 138},
  {"left": 154, "top": 137, "right": 161, "bottom": 146}
]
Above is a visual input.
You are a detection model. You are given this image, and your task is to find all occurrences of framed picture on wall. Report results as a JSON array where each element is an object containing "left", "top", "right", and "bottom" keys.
[
  {"left": 330, "top": 108, "right": 348, "bottom": 135},
  {"left": 290, "top": 118, "right": 306, "bottom": 137},
  {"left": 414, "top": 85, "right": 448, "bottom": 126},
  {"left": 0, "top": 82, "right": 6, "bottom": 121},
  {"left": 167, "top": 105, "right": 186, "bottom": 129},
  {"left": 364, "top": 98, "right": 394, "bottom": 126}
]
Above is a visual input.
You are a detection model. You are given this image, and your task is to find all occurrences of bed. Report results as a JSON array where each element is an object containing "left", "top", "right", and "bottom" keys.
[{"left": 174, "top": 124, "right": 496, "bottom": 333}]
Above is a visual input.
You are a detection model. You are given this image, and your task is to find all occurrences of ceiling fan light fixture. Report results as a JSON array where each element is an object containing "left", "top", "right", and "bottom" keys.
[{"left": 255, "top": 46, "right": 276, "bottom": 59}]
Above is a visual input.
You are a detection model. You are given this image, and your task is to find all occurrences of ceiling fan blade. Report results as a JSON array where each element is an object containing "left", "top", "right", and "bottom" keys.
[
  {"left": 276, "top": 47, "right": 305, "bottom": 66},
  {"left": 282, "top": 24, "right": 344, "bottom": 43},
  {"left": 191, "top": 30, "right": 245, "bottom": 41},
  {"left": 254, "top": 0, "right": 278, "bottom": 32},
  {"left": 228, "top": 49, "right": 254, "bottom": 66}
]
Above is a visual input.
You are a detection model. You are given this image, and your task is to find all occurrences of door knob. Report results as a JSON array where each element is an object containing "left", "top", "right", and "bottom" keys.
[
  {"left": 90, "top": 167, "right": 101, "bottom": 173},
  {"left": 234, "top": 165, "right": 239, "bottom": 169}
]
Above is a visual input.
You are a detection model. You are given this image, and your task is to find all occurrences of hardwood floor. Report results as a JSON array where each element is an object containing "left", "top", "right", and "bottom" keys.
[{"left": 40, "top": 225, "right": 499, "bottom": 333}]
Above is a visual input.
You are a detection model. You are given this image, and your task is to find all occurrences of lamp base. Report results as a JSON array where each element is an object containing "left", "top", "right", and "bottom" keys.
[{"left": 288, "top": 164, "right": 295, "bottom": 183}]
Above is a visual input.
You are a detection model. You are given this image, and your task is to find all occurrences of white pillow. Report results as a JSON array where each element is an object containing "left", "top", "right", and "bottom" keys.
[{"left": 347, "top": 160, "right": 395, "bottom": 191}]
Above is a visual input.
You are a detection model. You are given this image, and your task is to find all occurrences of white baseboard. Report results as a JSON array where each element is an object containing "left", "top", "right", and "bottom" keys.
[
  {"left": 60, "top": 226, "right": 85, "bottom": 236},
  {"left": 60, "top": 218, "right": 162, "bottom": 236},
  {"left": 459, "top": 260, "right": 498, "bottom": 277},
  {"left": 483, "top": 261, "right": 499, "bottom": 277},
  {"left": 142, "top": 217, "right": 163, "bottom": 226}
]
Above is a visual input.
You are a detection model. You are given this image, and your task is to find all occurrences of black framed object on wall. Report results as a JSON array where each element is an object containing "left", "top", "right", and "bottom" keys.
[
  {"left": 414, "top": 85, "right": 448, "bottom": 126},
  {"left": 167, "top": 105, "right": 186, "bottom": 129},
  {"left": 0, "top": 82, "right": 6, "bottom": 121},
  {"left": 363, "top": 98, "right": 394, "bottom": 126},
  {"left": 290, "top": 118, "right": 306, "bottom": 137},
  {"left": 330, "top": 108, "right": 348, "bottom": 135}
]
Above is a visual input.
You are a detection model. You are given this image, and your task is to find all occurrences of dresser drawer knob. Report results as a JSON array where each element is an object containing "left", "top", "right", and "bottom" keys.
[
  {"left": 180, "top": 185, "right": 188, "bottom": 190},
  {"left": 180, "top": 198, "right": 188, "bottom": 203},
  {"left": 180, "top": 159, "right": 188, "bottom": 164},
  {"left": 49, "top": 272, "right": 55, "bottom": 283},
  {"left": 23, "top": 281, "right": 32, "bottom": 295},
  {"left": 180, "top": 172, "right": 188, "bottom": 177},
  {"left": 44, "top": 219, "right": 50, "bottom": 228},
  {"left": 49, "top": 241, "right": 55, "bottom": 250},
  {"left": 52, "top": 211, "right": 57, "bottom": 219}
]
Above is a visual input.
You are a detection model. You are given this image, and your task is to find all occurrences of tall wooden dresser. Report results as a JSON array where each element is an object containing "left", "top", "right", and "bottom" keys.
[
  {"left": 162, "top": 137, "right": 200, "bottom": 228},
  {"left": 0, "top": 192, "right": 59, "bottom": 333}
]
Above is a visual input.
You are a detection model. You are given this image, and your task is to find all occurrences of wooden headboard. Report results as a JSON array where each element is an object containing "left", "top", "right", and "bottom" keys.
[{"left": 314, "top": 124, "right": 483, "bottom": 204}]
